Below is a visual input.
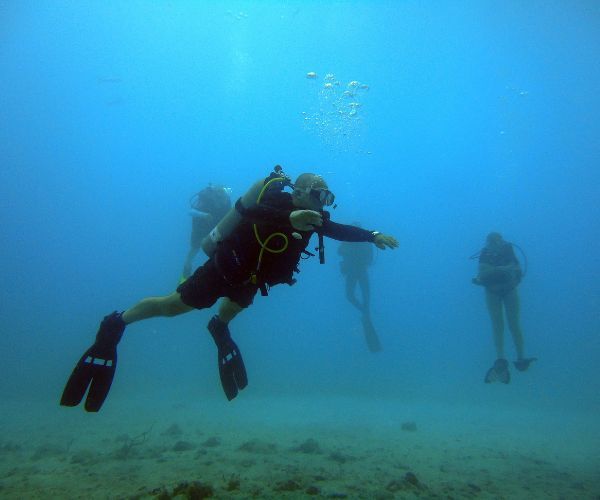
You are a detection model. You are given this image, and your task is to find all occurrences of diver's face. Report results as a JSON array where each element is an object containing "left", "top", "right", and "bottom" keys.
[
  {"left": 487, "top": 236, "right": 503, "bottom": 250},
  {"left": 294, "top": 183, "right": 334, "bottom": 210},
  {"left": 294, "top": 188, "right": 323, "bottom": 210},
  {"left": 293, "top": 176, "right": 334, "bottom": 210}
]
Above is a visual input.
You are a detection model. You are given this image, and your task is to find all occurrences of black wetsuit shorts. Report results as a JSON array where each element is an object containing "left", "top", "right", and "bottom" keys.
[{"left": 176, "top": 258, "right": 258, "bottom": 309}]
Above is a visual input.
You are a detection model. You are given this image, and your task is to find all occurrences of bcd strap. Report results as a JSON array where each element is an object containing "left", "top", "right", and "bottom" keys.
[
  {"left": 317, "top": 233, "right": 325, "bottom": 264},
  {"left": 234, "top": 197, "right": 247, "bottom": 215},
  {"left": 251, "top": 272, "right": 269, "bottom": 297}
]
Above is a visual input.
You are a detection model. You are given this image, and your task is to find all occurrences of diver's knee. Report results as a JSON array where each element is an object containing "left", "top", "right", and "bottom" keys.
[
  {"left": 505, "top": 314, "right": 520, "bottom": 331},
  {"left": 160, "top": 295, "right": 190, "bottom": 317},
  {"left": 508, "top": 324, "right": 522, "bottom": 336},
  {"left": 218, "top": 299, "right": 243, "bottom": 321}
]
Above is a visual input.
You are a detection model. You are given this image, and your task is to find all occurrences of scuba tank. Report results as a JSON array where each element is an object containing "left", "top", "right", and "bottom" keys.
[{"left": 201, "top": 166, "right": 292, "bottom": 257}]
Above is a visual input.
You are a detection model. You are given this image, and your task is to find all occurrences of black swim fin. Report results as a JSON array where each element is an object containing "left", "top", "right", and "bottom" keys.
[
  {"left": 484, "top": 358, "right": 510, "bottom": 384},
  {"left": 208, "top": 315, "right": 248, "bottom": 400},
  {"left": 60, "top": 311, "right": 125, "bottom": 412},
  {"left": 361, "top": 314, "right": 382, "bottom": 353},
  {"left": 514, "top": 357, "right": 537, "bottom": 372}
]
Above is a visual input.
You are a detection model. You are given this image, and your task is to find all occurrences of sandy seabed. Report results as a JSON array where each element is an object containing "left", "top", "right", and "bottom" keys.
[{"left": 1, "top": 395, "right": 598, "bottom": 499}]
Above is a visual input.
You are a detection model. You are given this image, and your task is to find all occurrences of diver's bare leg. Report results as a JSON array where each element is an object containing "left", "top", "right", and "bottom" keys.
[
  {"left": 358, "top": 272, "right": 371, "bottom": 316},
  {"left": 217, "top": 298, "right": 244, "bottom": 324},
  {"left": 345, "top": 275, "right": 363, "bottom": 311},
  {"left": 504, "top": 289, "right": 524, "bottom": 359},
  {"left": 122, "top": 292, "right": 193, "bottom": 324},
  {"left": 485, "top": 289, "right": 505, "bottom": 358}
]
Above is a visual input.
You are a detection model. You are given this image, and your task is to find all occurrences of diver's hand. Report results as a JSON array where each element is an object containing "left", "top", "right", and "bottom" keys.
[
  {"left": 290, "top": 210, "right": 322, "bottom": 231},
  {"left": 374, "top": 233, "right": 399, "bottom": 250}
]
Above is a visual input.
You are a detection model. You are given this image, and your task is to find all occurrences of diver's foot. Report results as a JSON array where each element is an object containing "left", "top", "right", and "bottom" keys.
[
  {"left": 484, "top": 358, "right": 510, "bottom": 384},
  {"left": 361, "top": 314, "right": 381, "bottom": 353},
  {"left": 514, "top": 357, "right": 537, "bottom": 372},
  {"left": 95, "top": 311, "right": 126, "bottom": 347}
]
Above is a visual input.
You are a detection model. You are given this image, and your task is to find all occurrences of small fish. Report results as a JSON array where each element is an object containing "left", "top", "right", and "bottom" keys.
[{"left": 306, "top": 71, "right": 317, "bottom": 79}]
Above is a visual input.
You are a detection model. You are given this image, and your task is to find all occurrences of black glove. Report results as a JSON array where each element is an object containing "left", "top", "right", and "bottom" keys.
[
  {"left": 207, "top": 315, "right": 248, "bottom": 400},
  {"left": 60, "top": 311, "right": 125, "bottom": 412}
]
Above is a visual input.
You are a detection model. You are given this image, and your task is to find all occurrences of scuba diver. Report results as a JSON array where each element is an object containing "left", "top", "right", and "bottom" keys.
[
  {"left": 471, "top": 232, "right": 536, "bottom": 384},
  {"left": 182, "top": 184, "right": 231, "bottom": 280},
  {"left": 60, "top": 166, "right": 399, "bottom": 411},
  {"left": 338, "top": 229, "right": 382, "bottom": 352}
]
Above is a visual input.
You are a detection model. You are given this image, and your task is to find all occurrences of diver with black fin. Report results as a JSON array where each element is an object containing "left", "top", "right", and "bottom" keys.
[
  {"left": 471, "top": 232, "right": 537, "bottom": 384},
  {"left": 61, "top": 166, "right": 399, "bottom": 411},
  {"left": 338, "top": 229, "right": 382, "bottom": 352},
  {"left": 182, "top": 183, "right": 232, "bottom": 280}
]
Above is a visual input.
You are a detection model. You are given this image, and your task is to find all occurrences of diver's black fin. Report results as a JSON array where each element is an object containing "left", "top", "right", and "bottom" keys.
[
  {"left": 60, "top": 348, "right": 96, "bottom": 407},
  {"left": 61, "top": 348, "right": 117, "bottom": 412},
  {"left": 60, "top": 312, "right": 124, "bottom": 412},
  {"left": 208, "top": 316, "right": 248, "bottom": 401},
  {"left": 361, "top": 314, "right": 382, "bottom": 353},
  {"left": 218, "top": 362, "right": 238, "bottom": 400},
  {"left": 484, "top": 358, "right": 510, "bottom": 384},
  {"left": 232, "top": 350, "right": 248, "bottom": 391},
  {"left": 514, "top": 357, "right": 537, "bottom": 372},
  {"left": 218, "top": 347, "right": 248, "bottom": 400},
  {"left": 85, "top": 353, "right": 117, "bottom": 412}
]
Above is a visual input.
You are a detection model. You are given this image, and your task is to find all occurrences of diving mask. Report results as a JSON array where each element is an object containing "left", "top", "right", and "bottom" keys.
[{"left": 309, "top": 187, "right": 335, "bottom": 206}]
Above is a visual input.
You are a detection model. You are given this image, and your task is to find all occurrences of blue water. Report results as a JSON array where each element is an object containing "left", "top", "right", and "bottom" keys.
[{"left": 1, "top": 2, "right": 599, "bottom": 497}]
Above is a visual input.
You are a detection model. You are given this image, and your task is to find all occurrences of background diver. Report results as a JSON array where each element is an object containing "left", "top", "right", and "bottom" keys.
[
  {"left": 61, "top": 166, "right": 399, "bottom": 411},
  {"left": 472, "top": 232, "right": 536, "bottom": 384},
  {"left": 182, "top": 183, "right": 231, "bottom": 280},
  {"left": 338, "top": 230, "right": 382, "bottom": 352}
]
